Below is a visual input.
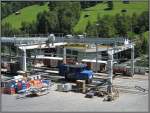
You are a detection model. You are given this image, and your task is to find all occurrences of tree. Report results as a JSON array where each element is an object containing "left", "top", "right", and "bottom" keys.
[
  {"left": 36, "top": 11, "right": 49, "bottom": 34},
  {"left": 85, "top": 21, "right": 96, "bottom": 36},
  {"left": 131, "top": 13, "right": 139, "bottom": 34},
  {"left": 97, "top": 15, "right": 115, "bottom": 38},
  {"left": 20, "top": 21, "right": 37, "bottom": 35},
  {"left": 114, "top": 14, "right": 131, "bottom": 37},
  {"left": 80, "top": 1, "right": 99, "bottom": 9},
  {"left": 137, "top": 11, "right": 149, "bottom": 34},
  {"left": 47, "top": 11, "right": 59, "bottom": 33},
  {"left": 55, "top": 2, "right": 81, "bottom": 34},
  {"left": 48, "top": 1, "right": 57, "bottom": 11},
  {"left": 20, "top": 22, "right": 30, "bottom": 34},
  {"left": 107, "top": 1, "right": 113, "bottom": 10},
  {"left": 1, "top": 22, "right": 21, "bottom": 36},
  {"left": 36, "top": 11, "right": 59, "bottom": 34},
  {"left": 141, "top": 33, "right": 149, "bottom": 54}
]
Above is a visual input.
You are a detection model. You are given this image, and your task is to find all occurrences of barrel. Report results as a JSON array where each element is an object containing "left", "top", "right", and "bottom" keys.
[{"left": 26, "top": 82, "right": 30, "bottom": 89}]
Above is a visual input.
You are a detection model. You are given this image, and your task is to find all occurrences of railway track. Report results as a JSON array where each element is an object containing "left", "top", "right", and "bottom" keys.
[{"left": 113, "top": 84, "right": 148, "bottom": 95}]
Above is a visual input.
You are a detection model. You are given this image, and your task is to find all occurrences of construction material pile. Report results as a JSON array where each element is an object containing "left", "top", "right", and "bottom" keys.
[
  {"left": 85, "top": 85, "right": 119, "bottom": 101},
  {"left": 1, "top": 75, "right": 51, "bottom": 95}
]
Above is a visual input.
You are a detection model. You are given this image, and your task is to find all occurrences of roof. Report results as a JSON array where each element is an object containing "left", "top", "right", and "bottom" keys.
[{"left": 82, "top": 59, "right": 107, "bottom": 64}]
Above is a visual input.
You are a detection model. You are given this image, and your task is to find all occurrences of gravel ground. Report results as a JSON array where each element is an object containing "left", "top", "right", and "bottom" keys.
[{"left": 1, "top": 74, "right": 149, "bottom": 112}]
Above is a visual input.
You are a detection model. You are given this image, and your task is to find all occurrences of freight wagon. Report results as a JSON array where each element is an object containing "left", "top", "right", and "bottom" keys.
[{"left": 113, "top": 65, "right": 131, "bottom": 76}]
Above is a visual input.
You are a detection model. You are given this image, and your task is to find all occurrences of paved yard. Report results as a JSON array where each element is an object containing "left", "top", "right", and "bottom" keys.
[{"left": 1, "top": 74, "right": 149, "bottom": 112}]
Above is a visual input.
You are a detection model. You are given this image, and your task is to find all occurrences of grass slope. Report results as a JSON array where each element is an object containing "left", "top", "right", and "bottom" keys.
[
  {"left": 73, "top": 1, "right": 148, "bottom": 33},
  {"left": 2, "top": 3, "right": 49, "bottom": 29}
]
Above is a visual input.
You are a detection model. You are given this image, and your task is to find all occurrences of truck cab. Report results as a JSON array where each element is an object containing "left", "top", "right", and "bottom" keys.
[{"left": 58, "top": 64, "right": 93, "bottom": 83}]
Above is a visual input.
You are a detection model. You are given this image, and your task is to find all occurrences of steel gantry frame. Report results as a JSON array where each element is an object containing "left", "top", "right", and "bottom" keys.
[{"left": 1, "top": 36, "right": 134, "bottom": 75}]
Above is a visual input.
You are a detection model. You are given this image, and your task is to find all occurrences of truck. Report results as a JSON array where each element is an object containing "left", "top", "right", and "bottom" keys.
[{"left": 58, "top": 64, "right": 93, "bottom": 84}]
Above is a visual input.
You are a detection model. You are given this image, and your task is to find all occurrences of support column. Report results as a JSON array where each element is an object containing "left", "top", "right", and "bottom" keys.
[
  {"left": 22, "top": 48, "right": 27, "bottom": 71},
  {"left": 95, "top": 43, "right": 98, "bottom": 73},
  {"left": 107, "top": 50, "right": 113, "bottom": 94},
  {"left": 63, "top": 47, "right": 66, "bottom": 64},
  {"left": 131, "top": 45, "right": 134, "bottom": 76},
  {"left": 9, "top": 45, "right": 12, "bottom": 62},
  {"left": 56, "top": 47, "right": 61, "bottom": 57}
]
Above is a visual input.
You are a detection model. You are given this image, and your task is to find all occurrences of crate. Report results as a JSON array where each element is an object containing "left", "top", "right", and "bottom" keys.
[{"left": 76, "top": 80, "right": 86, "bottom": 93}]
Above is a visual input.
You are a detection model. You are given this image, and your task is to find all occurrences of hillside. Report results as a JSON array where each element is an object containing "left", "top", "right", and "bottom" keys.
[
  {"left": 2, "top": 3, "right": 49, "bottom": 29},
  {"left": 73, "top": 1, "right": 148, "bottom": 33},
  {"left": 2, "top": 1, "right": 148, "bottom": 33}
]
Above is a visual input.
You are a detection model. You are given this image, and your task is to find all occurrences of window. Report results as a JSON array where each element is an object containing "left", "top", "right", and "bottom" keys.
[
  {"left": 72, "top": 51, "right": 78, "bottom": 55},
  {"left": 66, "top": 49, "right": 71, "bottom": 54}
]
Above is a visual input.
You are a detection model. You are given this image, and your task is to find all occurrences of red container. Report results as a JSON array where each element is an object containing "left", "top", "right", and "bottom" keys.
[{"left": 26, "top": 82, "right": 30, "bottom": 89}]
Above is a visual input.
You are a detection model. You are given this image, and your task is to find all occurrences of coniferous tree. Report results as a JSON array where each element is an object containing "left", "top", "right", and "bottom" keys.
[{"left": 107, "top": 0, "right": 113, "bottom": 10}]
